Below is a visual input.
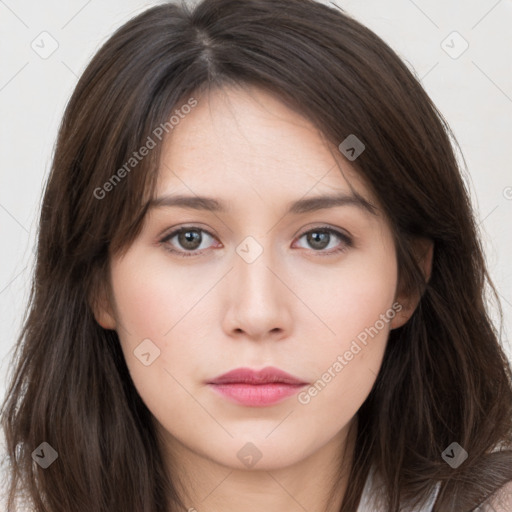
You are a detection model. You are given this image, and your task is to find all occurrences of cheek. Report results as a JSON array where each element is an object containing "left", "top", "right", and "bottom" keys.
[
  {"left": 328, "top": 263, "right": 397, "bottom": 352},
  {"left": 109, "top": 250, "right": 204, "bottom": 339},
  {"left": 108, "top": 250, "right": 213, "bottom": 418},
  {"left": 294, "top": 241, "right": 397, "bottom": 354},
  {"left": 293, "top": 243, "right": 397, "bottom": 412}
]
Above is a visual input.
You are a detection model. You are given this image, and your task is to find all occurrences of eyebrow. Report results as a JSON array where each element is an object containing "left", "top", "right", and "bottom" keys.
[{"left": 148, "top": 192, "right": 377, "bottom": 216}]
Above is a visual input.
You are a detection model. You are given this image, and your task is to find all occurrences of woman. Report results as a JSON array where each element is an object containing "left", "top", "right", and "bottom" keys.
[{"left": 1, "top": 0, "right": 511, "bottom": 510}]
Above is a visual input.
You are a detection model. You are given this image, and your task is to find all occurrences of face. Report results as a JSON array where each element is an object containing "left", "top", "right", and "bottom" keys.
[{"left": 95, "top": 84, "right": 410, "bottom": 473}]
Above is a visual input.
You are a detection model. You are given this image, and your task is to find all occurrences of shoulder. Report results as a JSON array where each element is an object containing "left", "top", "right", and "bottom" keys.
[{"left": 481, "top": 480, "right": 512, "bottom": 511}]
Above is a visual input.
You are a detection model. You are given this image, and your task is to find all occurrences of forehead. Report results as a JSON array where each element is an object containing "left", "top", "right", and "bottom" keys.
[{"left": 156, "top": 84, "right": 377, "bottom": 212}]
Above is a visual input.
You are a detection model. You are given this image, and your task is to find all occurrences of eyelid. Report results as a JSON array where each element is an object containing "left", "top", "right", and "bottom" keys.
[
  {"left": 159, "top": 225, "right": 219, "bottom": 254},
  {"left": 159, "top": 224, "right": 353, "bottom": 257},
  {"left": 293, "top": 225, "right": 353, "bottom": 255}
]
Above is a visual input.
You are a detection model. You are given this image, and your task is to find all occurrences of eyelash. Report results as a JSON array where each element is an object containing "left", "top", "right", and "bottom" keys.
[{"left": 159, "top": 225, "right": 353, "bottom": 258}]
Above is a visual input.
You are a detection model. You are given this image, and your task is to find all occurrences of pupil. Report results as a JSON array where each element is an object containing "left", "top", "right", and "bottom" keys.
[
  {"left": 309, "top": 231, "right": 328, "bottom": 249},
  {"left": 181, "top": 230, "right": 200, "bottom": 249}
]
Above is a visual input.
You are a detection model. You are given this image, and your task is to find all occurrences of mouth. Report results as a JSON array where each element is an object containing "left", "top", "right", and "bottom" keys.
[{"left": 206, "top": 366, "right": 308, "bottom": 407}]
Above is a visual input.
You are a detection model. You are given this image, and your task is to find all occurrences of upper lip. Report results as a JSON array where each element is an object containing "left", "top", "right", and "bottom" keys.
[{"left": 207, "top": 366, "right": 308, "bottom": 385}]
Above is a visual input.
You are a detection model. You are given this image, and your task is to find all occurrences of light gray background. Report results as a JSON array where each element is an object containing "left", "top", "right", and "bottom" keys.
[{"left": 1, "top": 0, "right": 512, "bottom": 407}]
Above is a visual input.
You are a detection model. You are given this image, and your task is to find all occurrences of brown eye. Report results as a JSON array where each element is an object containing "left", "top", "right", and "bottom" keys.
[
  {"left": 295, "top": 227, "right": 353, "bottom": 255},
  {"left": 160, "top": 227, "right": 218, "bottom": 257},
  {"left": 176, "top": 229, "right": 202, "bottom": 250}
]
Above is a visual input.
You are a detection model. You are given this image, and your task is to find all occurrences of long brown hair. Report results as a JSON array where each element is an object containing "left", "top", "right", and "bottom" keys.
[{"left": 2, "top": 0, "right": 512, "bottom": 510}]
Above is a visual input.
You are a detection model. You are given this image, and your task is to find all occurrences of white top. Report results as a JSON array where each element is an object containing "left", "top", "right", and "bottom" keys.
[{"left": 356, "top": 465, "right": 440, "bottom": 512}]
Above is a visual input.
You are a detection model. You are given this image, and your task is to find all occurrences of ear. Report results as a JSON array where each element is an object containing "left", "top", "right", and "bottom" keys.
[
  {"left": 390, "top": 237, "right": 434, "bottom": 329},
  {"left": 88, "top": 272, "right": 117, "bottom": 330}
]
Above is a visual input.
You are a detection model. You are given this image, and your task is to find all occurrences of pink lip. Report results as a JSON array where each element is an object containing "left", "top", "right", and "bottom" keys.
[{"left": 207, "top": 367, "right": 308, "bottom": 407}]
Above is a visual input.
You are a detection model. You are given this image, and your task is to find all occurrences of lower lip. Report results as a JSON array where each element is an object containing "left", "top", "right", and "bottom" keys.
[{"left": 208, "top": 383, "right": 306, "bottom": 406}]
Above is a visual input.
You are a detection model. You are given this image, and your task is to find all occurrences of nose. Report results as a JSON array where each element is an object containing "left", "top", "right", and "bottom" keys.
[{"left": 221, "top": 238, "right": 293, "bottom": 342}]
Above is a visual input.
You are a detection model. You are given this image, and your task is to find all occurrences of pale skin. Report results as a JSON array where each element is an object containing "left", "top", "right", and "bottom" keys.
[{"left": 92, "top": 84, "right": 434, "bottom": 512}]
